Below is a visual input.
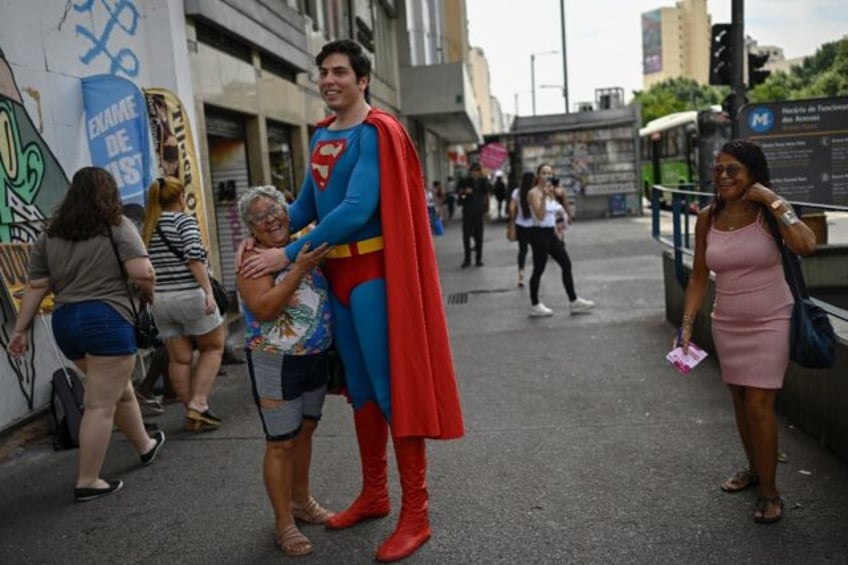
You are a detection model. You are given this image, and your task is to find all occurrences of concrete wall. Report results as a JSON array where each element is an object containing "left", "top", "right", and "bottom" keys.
[{"left": 663, "top": 247, "right": 848, "bottom": 460}]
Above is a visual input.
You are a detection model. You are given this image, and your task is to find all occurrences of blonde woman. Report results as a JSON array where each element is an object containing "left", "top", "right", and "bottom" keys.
[{"left": 142, "top": 177, "right": 225, "bottom": 431}]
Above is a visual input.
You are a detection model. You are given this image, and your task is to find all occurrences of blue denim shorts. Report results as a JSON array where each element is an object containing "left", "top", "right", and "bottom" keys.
[{"left": 51, "top": 301, "right": 136, "bottom": 360}]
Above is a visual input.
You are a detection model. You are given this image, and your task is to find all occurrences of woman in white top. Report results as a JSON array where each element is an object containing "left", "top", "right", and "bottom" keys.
[
  {"left": 508, "top": 172, "right": 536, "bottom": 287},
  {"left": 524, "top": 164, "right": 595, "bottom": 317}
]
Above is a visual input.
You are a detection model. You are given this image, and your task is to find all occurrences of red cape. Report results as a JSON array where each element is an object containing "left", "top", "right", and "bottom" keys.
[{"left": 318, "top": 108, "right": 464, "bottom": 440}]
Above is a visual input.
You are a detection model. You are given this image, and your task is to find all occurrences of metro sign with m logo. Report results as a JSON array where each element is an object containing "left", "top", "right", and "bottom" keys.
[{"left": 748, "top": 107, "right": 774, "bottom": 133}]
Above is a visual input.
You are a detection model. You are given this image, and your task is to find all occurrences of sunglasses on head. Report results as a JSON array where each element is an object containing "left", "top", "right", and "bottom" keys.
[{"left": 711, "top": 163, "right": 745, "bottom": 177}]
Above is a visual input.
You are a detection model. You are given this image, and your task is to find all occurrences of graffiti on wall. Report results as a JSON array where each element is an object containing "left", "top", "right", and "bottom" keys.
[
  {"left": 0, "top": 51, "right": 69, "bottom": 244},
  {"left": 0, "top": 243, "right": 55, "bottom": 412},
  {"left": 73, "top": 0, "right": 141, "bottom": 78}
]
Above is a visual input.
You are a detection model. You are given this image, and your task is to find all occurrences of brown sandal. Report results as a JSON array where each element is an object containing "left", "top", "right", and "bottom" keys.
[
  {"left": 276, "top": 524, "right": 314, "bottom": 557},
  {"left": 292, "top": 496, "right": 335, "bottom": 525},
  {"left": 754, "top": 495, "right": 784, "bottom": 524},
  {"left": 720, "top": 468, "right": 759, "bottom": 493}
]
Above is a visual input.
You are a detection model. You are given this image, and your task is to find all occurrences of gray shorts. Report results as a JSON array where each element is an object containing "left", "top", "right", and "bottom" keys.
[
  {"left": 246, "top": 349, "right": 328, "bottom": 441},
  {"left": 152, "top": 287, "right": 224, "bottom": 339}
]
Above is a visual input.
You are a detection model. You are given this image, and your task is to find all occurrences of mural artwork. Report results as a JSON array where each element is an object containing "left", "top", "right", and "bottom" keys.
[
  {"left": 0, "top": 48, "right": 67, "bottom": 413},
  {"left": 73, "top": 0, "right": 141, "bottom": 78}
]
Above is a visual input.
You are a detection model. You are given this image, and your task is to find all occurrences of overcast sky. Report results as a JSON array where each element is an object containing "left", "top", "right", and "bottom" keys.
[{"left": 466, "top": 0, "right": 848, "bottom": 117}]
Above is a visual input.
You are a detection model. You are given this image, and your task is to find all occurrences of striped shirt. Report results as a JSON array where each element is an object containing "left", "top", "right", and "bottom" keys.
[{"left": 149, "top": 212, "right": 207, "bottom": 292}]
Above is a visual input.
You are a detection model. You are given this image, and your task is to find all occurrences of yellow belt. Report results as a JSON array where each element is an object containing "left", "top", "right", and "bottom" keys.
[{"left": 326, "top": 236, "right": 385, "bottom": 259}]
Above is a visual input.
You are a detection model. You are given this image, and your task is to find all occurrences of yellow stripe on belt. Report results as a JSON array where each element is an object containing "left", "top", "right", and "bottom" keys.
[{"left": 326, "top": 236, "right": 385, "bottom": 259}]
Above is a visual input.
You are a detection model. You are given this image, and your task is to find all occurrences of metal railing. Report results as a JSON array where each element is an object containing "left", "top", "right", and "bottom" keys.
[{"left": 650, "top": 184, "right": 848, "bottom": 322}]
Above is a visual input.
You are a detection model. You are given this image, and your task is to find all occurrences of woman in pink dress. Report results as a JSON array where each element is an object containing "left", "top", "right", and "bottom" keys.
[{"left": 679, "top": 140, "right": 816, "bottom": 524}]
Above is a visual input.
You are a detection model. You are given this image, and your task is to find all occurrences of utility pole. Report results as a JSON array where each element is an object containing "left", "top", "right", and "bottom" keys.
[
  {"left": 560, "top": 0, "right": 569, "bottom": 113},
  {"left": 730, "top": 0, "right": 745, "bottom": 139}
]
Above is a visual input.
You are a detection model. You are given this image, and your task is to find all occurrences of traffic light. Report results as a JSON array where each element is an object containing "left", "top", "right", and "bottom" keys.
[
  {"left": 748, "top": 51, "right": 771, "bottom": 87},
  {"left": 709, "top": 24, "right": 733, "bottom": 86}
]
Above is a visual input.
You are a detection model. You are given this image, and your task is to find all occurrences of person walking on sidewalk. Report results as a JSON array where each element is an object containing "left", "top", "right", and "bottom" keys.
[
  {"left": 237, "top": 186, "right": 335, "bottom": 557},
  {"left": 238, "top": 39, "right": 464, "bottom": 563},
  {"left": 678, "top": 140, "right": 816, "bottom": 524},
  {"left": 507, "top": 171, "right": 536, "bottom": 288},
  {"left": 142, "top": 177, "right": 226, "bottom": 431},
  {"left": 8, "top": 167, "right": 165, "bottom": 502},
  {"left": 524, "top": 163, "right": 595, "bottom": 317},
  {"left": 493, "top": 172, "right": 507, "bottom": 220},
  {"left": 457, "top": 163, "right": 491, "bottom": 267}
]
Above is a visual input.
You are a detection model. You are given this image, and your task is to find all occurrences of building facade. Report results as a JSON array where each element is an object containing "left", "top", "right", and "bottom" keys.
[{"left": 641, "top": 0, "right": 710, "bottom": 89}]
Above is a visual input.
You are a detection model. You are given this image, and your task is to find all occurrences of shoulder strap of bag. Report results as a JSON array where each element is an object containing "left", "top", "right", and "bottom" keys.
[
  {"left": 761, "top": 206, "right": 809, "bottom": 301},
  {"left": 155, "top": 223, "right": 186, "bottom": 262},
  {"left": 107, "top": 228, "right": 141, "bottom": 322}
]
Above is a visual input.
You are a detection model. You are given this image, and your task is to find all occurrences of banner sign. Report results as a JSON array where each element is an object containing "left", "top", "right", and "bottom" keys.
[
  {"left": 81, "top": 74, "right": 153, "bottom": 208},
  {"left": 738, "top": 96, "right": 848, "bottom": 205},
  {"left": 143, "top": 88, "right": 209, "bottom": 246},
  {"left": 479, "top": 142, "right": 508, "bottom": 170}
]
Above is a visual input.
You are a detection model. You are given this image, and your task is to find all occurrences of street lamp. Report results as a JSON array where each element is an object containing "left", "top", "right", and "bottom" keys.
[
  {"left": 531, "top": 50, "right": 559, "bottom": 115},
  {"left": 513, "top": 91, "right": 533, "bottom": 116}
]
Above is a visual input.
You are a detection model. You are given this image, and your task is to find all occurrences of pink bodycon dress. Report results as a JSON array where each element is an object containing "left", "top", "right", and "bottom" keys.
[{"left": 705, "top": 213, "right": 793, "bottom": 389}]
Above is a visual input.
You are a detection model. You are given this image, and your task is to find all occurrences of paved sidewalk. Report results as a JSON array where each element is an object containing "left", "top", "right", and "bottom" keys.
[{"left": 1, "top": 214, "right": 846, "bottom": 564}]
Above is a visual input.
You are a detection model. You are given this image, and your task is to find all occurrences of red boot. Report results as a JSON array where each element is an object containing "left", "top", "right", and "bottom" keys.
[
  {"left": 325, "top": 402, "right": 391, "bottom": 529},
  {"left": 375, "top": 437, "right": 430, "bottom": 563}
]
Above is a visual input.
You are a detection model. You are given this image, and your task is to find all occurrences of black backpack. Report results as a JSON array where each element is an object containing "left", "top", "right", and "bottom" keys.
[{"left": 50, "top": 368, "right": 85, "bottom": 450}]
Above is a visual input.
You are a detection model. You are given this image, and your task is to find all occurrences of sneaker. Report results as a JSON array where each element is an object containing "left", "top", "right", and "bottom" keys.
[
  {"left": 529, "top": 303, "right": 554, "bottom": 317},
  {"left": 140, "top": 430, "right": 166, "bottom": 466},
  {"left": 74, "top": 479, "right": 123, "bottom": 502},
  {"left": 136, "top": 392, "right": 164, "bottom": 416},
  {"left": 569, "top": 297, "right": 595, "bottom": 314}
]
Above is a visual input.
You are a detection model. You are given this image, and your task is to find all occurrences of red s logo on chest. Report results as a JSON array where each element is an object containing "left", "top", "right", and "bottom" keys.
[{"left": 311, "top": 140, "right": 347, "bottom": 190}]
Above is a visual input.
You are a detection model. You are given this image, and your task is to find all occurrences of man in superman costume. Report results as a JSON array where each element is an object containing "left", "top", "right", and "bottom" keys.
[{"left": 239, "top": 39, "right": 464, "bottom": 562}]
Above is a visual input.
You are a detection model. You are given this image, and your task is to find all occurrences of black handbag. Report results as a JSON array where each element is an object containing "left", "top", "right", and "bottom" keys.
[
  {"left": 108, "top": 230, "right": 161, "bottom": 349},
  {"left": 764, "top": 210, "right": 836, "bottom": 369},
  {"left": 156, "top": 224, "right": 229, "bottom": 314},
  {"left": 210, "top": 276, "right": 231, "bottom": 314}
]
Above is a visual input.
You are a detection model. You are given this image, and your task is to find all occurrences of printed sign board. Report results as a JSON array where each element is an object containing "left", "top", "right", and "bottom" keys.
[{"left": 738, "top": 96, "right": 848, "bottom": 205}]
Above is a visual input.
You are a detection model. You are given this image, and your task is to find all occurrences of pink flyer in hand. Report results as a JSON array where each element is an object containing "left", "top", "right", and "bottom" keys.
[{"left": 666, "top": 343, "right": 708, "bottom": 374}]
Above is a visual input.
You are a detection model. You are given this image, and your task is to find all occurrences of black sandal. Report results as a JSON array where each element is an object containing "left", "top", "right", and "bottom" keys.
[{"left": 754, "top": 495, "right": 784, "bottom": 524}]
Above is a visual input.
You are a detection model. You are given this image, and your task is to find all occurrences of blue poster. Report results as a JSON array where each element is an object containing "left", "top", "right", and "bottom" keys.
[{"left": 81, "top": 74, "right": 153, "bottom": 207}]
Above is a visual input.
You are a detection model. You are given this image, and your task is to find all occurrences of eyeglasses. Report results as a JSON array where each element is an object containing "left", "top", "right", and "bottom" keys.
[
  {"left": 711, "top": 163, "right": 746, "bottom": 177},
  {"left": 250, "top": 204, "right": 285, "bottom": 225}
]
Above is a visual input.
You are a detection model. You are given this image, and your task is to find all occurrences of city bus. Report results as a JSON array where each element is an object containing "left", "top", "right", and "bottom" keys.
[{"left": 639, "top": 107, "right": 732, "bottom": 207}]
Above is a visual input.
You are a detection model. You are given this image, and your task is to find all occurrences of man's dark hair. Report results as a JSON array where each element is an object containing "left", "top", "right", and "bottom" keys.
[{"left": 316, "top": 39, "right": 371, "bottom": 103}]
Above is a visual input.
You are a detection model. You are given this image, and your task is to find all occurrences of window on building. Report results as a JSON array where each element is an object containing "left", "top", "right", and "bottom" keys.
[
  {"left": 267, "top": 120, "right": 296, "bottom": 198},
  {"left": 195, "top": 20, "right": 252, "bottom": 63},
  {"left": 373, "top": 2, "right": 397, "bottom": 79},
  {"left": 260, "top": 53, "right": 298, "bottom": 82}
]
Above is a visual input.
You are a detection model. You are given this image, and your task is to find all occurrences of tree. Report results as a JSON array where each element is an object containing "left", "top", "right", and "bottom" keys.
[
  {"left": 749, "top": 37, "right": 848, "bottom": 102},
  {"left": 631, "top": 77, "right": 725, "bottom": 124}
]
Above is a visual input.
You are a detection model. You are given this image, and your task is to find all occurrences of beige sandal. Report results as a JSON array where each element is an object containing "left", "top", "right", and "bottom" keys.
[
  {"left": 276, "top": 524, "right": 314, "bottom": 557},
  {"left": 720, "top": 468, "right": 759, "bottom": 493},
  {"left": 292, "top": 496, "right": 335, "bottom": 525}
]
